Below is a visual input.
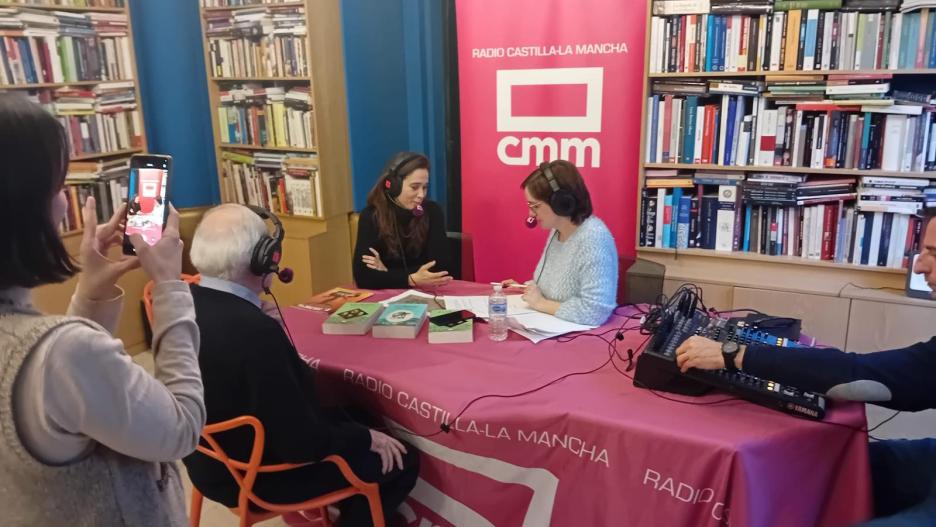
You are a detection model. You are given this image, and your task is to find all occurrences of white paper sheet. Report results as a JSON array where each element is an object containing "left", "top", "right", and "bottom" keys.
[
  {"left": 442, "top": 295, "right": 595, "bottom": 342},
  {"left": 381, "top": 289, "right": 437, "bottom": 305}
]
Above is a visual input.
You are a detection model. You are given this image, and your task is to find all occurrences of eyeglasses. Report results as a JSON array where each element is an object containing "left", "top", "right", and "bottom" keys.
[{"left": 527, "top": 201, "right": 545, "bottom": 212}]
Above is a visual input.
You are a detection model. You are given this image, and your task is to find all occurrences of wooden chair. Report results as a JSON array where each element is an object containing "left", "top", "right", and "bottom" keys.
[{"left": 189, "top": 416, "right": 385, "bottom": 527}]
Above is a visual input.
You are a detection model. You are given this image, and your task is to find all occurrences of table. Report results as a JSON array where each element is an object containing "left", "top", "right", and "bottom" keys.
[{"left": 283, "top": 281, "right": 871, "bottom": 527}]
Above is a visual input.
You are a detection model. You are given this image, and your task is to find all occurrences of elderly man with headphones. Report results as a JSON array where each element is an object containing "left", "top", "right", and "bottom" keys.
[
  {"left": 505, "top": 160, "right": 619, "bottom": 326},
  {"left": 353, "top": 151, "right": 453, "bottom": 290},
  {"left": 183, "top": 204, "right": 419, "bottom": 527}
]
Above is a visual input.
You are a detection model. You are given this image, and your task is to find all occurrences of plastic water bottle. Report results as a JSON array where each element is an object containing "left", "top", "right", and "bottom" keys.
[{"left": 489, "top": 284, "right": 508, "bottom": 341}]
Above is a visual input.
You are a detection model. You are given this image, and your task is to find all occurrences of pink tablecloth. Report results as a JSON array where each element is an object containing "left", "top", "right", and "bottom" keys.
[{"left": 284, "top": 281, "right": 871, "bottom": 527}]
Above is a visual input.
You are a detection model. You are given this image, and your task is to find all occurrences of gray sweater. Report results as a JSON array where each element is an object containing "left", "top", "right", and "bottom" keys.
[
  {"left": 533, "top": 216, "right": 619, "bottom": 326},
  {"left": 0, "top": 281, "right": 204, "bottom": 526}
]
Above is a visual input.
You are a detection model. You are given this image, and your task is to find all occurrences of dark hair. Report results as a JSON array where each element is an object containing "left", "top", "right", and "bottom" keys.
[
  {"left": 520, "top": 159, "right": 593, "bottom": 225},
  {"left": 0, "top": 94, "right": 78, "bottom": 289},
  {"left": 365, "top": 152, "right": 430, "bottom": 259}
]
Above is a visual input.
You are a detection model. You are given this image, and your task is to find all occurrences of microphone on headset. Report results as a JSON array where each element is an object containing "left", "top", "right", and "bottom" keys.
[
  {"left": 525, "top": 216, "right": 537, "bottom": 229},
  {"left": 277, "top": 267, "right": 294, "bottom": 284},
  {"left": 413, "top": 203, "right": 424, "bottom": 217}
]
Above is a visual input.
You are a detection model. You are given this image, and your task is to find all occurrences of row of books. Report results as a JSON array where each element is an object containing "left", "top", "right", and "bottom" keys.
[
  {"left": 0, "top": 8, "right": 134, "bottom": 85},
  {"left": 60, "top": 157, "right": 129, "bottom": 232},
  {"left": 321, "top": 301, "right": 474, "bottom": 343},
  {"left": 639, "top": 171, "right": 936, "bottom": 268},
  {"left": 220, "top": 150, "right": 323, "bottom": 217},
  {"left": 20, "top": 84, "right": 142, "bottom": 157},
  {"left": 204, "top": 5, "right": 308, "bottom": 78},
  {"left": 201, "top": 0, "right": 297, "bottom": 7},
  {"left": 645, "top": 82, "right": 936, "bottom": 172},
  {"left": 652, "top": 1, "right": 916, "bottom": 16},
  {"left": 649, "top": 6, "right": 936, "bottom": 73},
  {"left": 3, "top": 1, "right": 125, "bottom": 7},
  {"left": 218, "top": 85, "right": 315, "bottom": 149}
]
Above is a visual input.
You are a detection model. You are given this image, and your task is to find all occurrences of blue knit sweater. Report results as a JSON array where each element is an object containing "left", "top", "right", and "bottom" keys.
[{"left": 532, "top": 216, "right": 619, "bottom": 326}]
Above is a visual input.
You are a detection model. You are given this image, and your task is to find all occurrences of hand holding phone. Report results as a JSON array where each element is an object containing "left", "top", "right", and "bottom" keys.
[
  {"left": 123, "top": 154, "right": 172, "bottom": 255},
  {"left": 74, "top": 198, "right": 141, "bottom": 301},
  {"left": 128, "top": 204, "right": 183, "bottom": 285}
]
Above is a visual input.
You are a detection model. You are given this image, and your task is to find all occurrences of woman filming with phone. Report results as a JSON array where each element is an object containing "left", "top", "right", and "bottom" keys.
[
  {"left": 0, "top": 94, "right": 204, "bottom": 526},
  {"left": 353, "top": 152, "right": 453, "bottom": 289}
]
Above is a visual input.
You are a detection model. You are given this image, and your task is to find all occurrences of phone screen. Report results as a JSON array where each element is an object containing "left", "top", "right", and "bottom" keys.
[
  {"left": 123, "top": 155, "right": 171, "bottom": 254},
  {"left": 430, "top": 310, "right": 475, "bottom": 327}
]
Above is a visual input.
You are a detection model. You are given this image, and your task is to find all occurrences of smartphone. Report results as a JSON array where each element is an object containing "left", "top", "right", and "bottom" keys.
[
  {"left": 123, "top": 154, "right": 172, "bottom": 255},
  {"left": 430, "top": 310, "right": 476, "bottom": 327},
  {"left": 907, "top": 253, "right": 935, "bottom": 300}
]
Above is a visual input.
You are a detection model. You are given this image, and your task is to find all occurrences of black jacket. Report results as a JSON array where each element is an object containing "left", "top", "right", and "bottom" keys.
[
  {"left": 744, "top": 337, "right": 936, "bottom": 412},
  {"left": 352, "top": 200, "right": 451, "bottom": 289},
  {"left": 183, "top": 285, "right": 370, "bottom": 503}
]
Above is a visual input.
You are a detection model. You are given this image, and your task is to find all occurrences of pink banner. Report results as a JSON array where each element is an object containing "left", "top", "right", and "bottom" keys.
[{"left": 456, "top": 0, "right": 646, "bottom": 282}]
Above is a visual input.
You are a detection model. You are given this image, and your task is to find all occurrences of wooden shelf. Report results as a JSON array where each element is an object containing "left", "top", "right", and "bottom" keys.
[
  {"left": 71, "top": 147, "right": 142, "bottom": 161},
  {"left": 199, "top": 0, "right": 356, "bottom": 303},
  {"left": 210, "top": 76, "right": 311, "bottom": 82},
  {"left": 649, "top": 69, "right": 936, "bottom": 79},
  {"left": 1, "top": 79, "right": 135, "bottom": 89},
  {"left": 0, "top": 2, "right": 126, "bottom": 12},
  {"left": 220, "top": 143, "right": 317, "bottom": 154},
  {"left": 202, "top": 1, "right": 305, "bottom": 12},
  {"left": 643, "top": 163, "right": 936, "bottom": 179},
  {"left": 638, "top": 247, "right": 906, "bottom": 275}
]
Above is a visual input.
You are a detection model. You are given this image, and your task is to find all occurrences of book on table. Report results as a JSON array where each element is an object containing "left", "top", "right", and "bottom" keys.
[
  {"left": 427, "top": 309, "right": 474, "bottom": 344},
  {"left": 321, "top": 302, "right": 383, "bottom": 335},
  {"left": 297, "top": 287, "right": 373, "bottom": 313},
  {"left": 372, "top": 304, "right": 428, "bottom": 339}
]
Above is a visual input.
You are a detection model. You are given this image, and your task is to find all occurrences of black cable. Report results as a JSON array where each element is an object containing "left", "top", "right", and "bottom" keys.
[
  {"left": 836, "top": 281, "right": 904, "bottom": 297},
  {"left": 533, "top": 231, "right": 557, "bottom": 285},
  {"left": 266, "top": 289, "right": 296, "bottom": 348},
  {"left": 868, "top": 410, "right": 901, "bottom": 433}
]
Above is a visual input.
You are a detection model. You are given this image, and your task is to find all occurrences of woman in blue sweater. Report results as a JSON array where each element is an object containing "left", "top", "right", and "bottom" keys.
[{"left": 507, "top": 160, "right": 619, "bottom": 326}]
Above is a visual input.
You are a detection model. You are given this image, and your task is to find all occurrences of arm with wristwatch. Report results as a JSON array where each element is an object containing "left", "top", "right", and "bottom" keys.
[{"left": 675, "top": 335, "right": 936, "bottom": 410}]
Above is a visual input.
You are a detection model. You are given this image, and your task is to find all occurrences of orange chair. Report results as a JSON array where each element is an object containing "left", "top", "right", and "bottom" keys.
[
  {"left": 189, "top": 416, "right": 385, "bottom": 527},
  {"left": 142, "top": 273, "right": 201, "bottom": 327}
]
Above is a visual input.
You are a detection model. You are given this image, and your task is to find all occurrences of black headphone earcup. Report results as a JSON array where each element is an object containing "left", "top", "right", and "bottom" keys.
[
  {"left": 250, "top": 236, "right": 278, "bottom": 276},
  {"left": 550, "top": 191, "right": 577, "bottom": 217}
]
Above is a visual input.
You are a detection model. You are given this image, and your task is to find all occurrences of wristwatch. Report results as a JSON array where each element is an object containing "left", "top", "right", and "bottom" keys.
[{"left": 721, "top": 341, "right": 740, "bottom": 372}]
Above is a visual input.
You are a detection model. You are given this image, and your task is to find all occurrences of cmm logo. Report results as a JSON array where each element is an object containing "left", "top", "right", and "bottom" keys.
[{"left": 495, "top": 67, "right": 603, "bottom": 168}]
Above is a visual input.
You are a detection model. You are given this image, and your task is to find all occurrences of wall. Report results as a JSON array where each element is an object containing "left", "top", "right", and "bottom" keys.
[
  {"left": 129, "top": 0, "right": 219, "bottom": 208},
  {"left": 341, "top": 0, "right": 449, "bottom": 218}
]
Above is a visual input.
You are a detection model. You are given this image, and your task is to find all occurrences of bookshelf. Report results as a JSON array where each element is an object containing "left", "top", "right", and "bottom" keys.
[
  {"left": 0, "top": 0, "right": 147, "bottom": 237},
  {"left": 645, "top": 162, "right": 936, "bottom": 178},
  {"left": 198, "top": 0, "right": 355, "bottom": 304},
  {"left": 635, "top": 0, "right": 936, "bottom": 346},
  {"left": 1, "top": 0, "right": 151, "bottom": 353},
  {"left": 650, "top": 68, "right": 936, "bottom": 78}
]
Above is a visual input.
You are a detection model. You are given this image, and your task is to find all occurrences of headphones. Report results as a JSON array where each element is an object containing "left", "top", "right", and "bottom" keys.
[
  {"left": 539, "top": 161, "right": 577, "bottom": 217},
  {"left": 247, "top": 206, "right": 292, "bottom": 285},
  {"left": 383, "top": 153, "right": 426, "bottom": 217}
]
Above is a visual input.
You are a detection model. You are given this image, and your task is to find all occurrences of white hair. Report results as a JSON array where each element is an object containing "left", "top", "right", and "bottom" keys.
[{"left": 190, "top": 204, "right": 268, "bottom": 282}]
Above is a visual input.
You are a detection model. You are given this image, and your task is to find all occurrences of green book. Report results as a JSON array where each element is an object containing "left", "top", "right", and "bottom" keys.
[
  {"left": 774, "top": 0, "right": 842, "bottom": 11},
  {"left": 322, "top": 302, "right": 383, "bottom": 335},
  {"left": 428, "top": 309, "right": 474, "bottom": 344},
  {"left": 372, "top": 304, "right": 428, "bottom": 339}
]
